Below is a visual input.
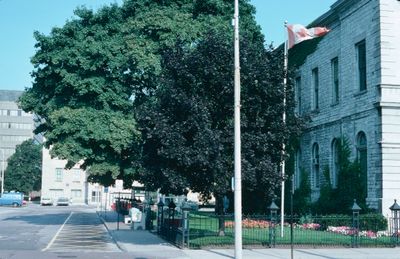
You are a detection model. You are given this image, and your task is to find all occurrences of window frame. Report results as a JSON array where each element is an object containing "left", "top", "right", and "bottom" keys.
[
  {"left": 312, "top": 68, "right": 319, "bottom": 110},
  {"left": 331, "top": 57, "right": 339, "bottom": 104},
  {"left": 55, "top": 168, "right": 63, "bottom": 182},
  {"left": 312, "top": 143, "right": 320, "bottom": 189},
  {"left": 295, "top": 76, "right": 302, "bottom": 115},
  {"left": 356, "top": 40, "right": 367, "bottom": 92},
  {"left": 331, "top": 139, "right": 340, "bottom": 189}
]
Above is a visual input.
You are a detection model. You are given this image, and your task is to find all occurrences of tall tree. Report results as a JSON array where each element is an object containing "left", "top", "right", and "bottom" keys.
[
  {"left": 136, "top": 31, "right": 302, "bottom": 213},
  {"left": 18, "top": 0, "right": 262, "bottom": 187},
  {"left": 4, "top": 140, "right": 42, "bottom": 194}
]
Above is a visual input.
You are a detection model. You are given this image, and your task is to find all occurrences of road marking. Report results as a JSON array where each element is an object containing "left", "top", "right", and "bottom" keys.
[
  {"left": 45, "top": 212, "right": 120, "bottom": 252},
  {"left": 42, "top": 211, "right": 73, "bottom": 251}
]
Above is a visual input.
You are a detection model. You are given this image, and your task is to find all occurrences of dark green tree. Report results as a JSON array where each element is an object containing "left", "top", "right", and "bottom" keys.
[
  {"left": 4, "top": 140, "right": 42, "bottom": 194},
  {"left": 18, "top": 0, "right": 262, "bottom": 187},
  {"left": 312, "top": 137, "right": 369, "bottom": 214},
  {"left": 136, "top": 30, "right": 303, "bottom": 213}
]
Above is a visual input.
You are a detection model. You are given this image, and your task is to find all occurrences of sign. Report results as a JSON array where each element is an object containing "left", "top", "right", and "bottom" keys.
[{"left": 129, "top": 208, "right": 142, "bottom": 223}]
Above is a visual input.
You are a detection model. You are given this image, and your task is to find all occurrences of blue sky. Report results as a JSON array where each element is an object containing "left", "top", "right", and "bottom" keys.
[{"left": 0, "top": 0, "right": 335, "bottom": 91}]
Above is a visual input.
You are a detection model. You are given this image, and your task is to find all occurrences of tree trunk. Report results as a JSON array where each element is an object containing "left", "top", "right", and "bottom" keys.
[{"left": 216, "top": 194, "right": 226, "bottom": 236}]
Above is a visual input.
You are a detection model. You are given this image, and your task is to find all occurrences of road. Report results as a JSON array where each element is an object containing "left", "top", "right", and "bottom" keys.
[{"left": 0, "top": 204, "right": 132, "bottom": 259}]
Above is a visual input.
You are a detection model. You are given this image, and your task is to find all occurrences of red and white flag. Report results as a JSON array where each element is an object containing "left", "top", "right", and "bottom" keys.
[{"left": 287, "top": 24, "right": 330, "bottom": 49}]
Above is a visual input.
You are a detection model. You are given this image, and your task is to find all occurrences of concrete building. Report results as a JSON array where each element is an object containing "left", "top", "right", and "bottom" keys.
[
  {"left": 294, "top": 0, "right": 400, "bottom": 216},
  {"left": 41, "top": 147, "right": 142, "bottom": 207},
  {"left": 0, "top": 90, "right": 38, "bottom": 192}
]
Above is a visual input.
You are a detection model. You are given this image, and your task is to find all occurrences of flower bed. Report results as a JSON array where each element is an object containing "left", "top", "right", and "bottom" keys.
[
  {"left": 327, "top": 226, "right": 395, "bottom": 238},
  {"left": 224, "top": 219, "right": 271, "bottom": 228}
]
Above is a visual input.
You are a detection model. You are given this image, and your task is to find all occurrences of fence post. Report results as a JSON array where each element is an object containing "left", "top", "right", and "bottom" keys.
[
  {"left": 168, "top": 200, "right": 176, "bottom": 241},
  {"left": 181, "top": 202, "right": 191, "bottom": 248},
  {"left": 268, "top": 201, "right": 279, "bottom": 248},
  {"left": 351, "top": 199, "right": 361, "bottom": 248},
  {"left": 157, "top": 200, "right": 164, "bottom": 235}
]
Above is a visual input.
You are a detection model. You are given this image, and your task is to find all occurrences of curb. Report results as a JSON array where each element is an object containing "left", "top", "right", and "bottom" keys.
[{"left": 96, "top": 211, "right": 126, "bottom": 252}]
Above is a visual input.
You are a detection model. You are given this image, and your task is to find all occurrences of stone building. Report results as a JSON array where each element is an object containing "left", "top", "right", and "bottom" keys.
[{"left": 294, "top": 0, "right": 400, "bottom": 216}]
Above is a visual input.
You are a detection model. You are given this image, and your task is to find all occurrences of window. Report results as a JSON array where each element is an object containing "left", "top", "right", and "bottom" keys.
[
  {"left": 295, "top": 77, "right": 302, "bottom": 115},
  {"left": 294, "top": 149, "right": 302, "bottom": 189},
  {"left": 72, "top": 169, "right": 81, "bottom": 181},
  {"left": 312, "top": 68, "right": 319, "bottom": 110},
  {"left": 331, "top": 139, "right": 340, "bottom": 188},
  {"left": 357, "top": 132, "right": 368, "bottom": 198},
  {"left": 356, "top": 40, "right": 367, "bottom": 91},
  {"left": 55, "top": 168, "right": 63, "bottom": 182},
  {"left": 71, "top": 189, "right": 82, "bottom": 198},
  {"left": 312, "top": 143, "right": 320, "bottom": 189},
  {"left": 91, "top": 191, "right": 100, "bottom": 203},
  {"left": 10, "top": 110, "right": 18, "bottom": 116},
  {"left": 331, "top": 57, "right": 339, "bottom": 104}
]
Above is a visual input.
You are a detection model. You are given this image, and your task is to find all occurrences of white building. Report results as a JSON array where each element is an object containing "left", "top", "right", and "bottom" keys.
[
  {"left": 294, "top": 0, "right": 400, "bottom": 215},
  {"left": 41, "top": 147, "right": 143, "bottom": 207},
  {"left": 41, "top": 147, "right": 99, "bottom": 204}
]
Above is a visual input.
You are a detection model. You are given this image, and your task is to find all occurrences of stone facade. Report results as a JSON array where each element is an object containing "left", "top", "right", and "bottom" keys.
[{"left": 295, "top": 0, "right": 400, "bottom": 216}]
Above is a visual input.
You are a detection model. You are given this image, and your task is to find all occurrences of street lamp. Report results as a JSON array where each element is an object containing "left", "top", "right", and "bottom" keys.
[
  {"left": 351, "top": 199, "right": 361, "bottom": 248},
  {"left": 268, "top": 200, "right": 279, "bottom": 248},
  {"left": 389, "top": 199, "right": 400, "bottom": 245}
]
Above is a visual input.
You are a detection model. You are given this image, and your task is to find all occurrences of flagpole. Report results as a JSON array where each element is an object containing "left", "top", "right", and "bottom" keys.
[
  {"left": 280, "top": 20, "right": 288, "bottom": 238},
  {"left": 233, "top": 0, "right": 242, "bottom": 258}
]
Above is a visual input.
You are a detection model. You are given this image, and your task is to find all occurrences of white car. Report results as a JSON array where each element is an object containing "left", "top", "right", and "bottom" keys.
[{"left": 40, "top": 197, "right": 53, "bottom": 206}]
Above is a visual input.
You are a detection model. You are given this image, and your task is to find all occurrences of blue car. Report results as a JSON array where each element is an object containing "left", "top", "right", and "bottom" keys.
[{"left": 0, "top": 192, "right": 24, "bottom": 207}]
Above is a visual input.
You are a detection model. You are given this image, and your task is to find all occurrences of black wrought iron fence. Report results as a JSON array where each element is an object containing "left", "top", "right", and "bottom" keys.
[{"left": 156, "top": 209, "right": 394, "bottom": 249}]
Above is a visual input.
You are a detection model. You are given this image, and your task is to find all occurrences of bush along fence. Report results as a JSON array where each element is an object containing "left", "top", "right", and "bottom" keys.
[{"left": 155, "top": 199, "right": 400, "bottom": 249}]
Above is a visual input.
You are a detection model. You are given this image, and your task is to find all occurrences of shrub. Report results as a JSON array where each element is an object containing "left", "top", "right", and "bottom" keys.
[
  {"left": 359, "top": 213, "right": 387, "bottom": 231},
  {"left": 313, "top": 213, "right": 387, "bottom": 231}
]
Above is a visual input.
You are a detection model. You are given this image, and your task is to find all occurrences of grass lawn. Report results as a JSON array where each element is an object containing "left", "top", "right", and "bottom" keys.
[{"left": 187, "top": 213, "right": 393, "bottom": 248}]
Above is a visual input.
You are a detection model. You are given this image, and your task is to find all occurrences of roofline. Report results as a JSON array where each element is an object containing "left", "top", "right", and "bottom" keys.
[{"left": 308, "top": 0, "right": 360, "bottom": 27}]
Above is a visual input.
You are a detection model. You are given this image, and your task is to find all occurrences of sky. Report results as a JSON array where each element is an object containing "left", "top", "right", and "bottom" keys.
[{"left": 0, "top": 0, "right": 335, "bottom": 91}]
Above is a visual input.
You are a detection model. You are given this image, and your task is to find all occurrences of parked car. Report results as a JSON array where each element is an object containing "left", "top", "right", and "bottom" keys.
[
  {"left": 0, "top": 192, "right": 24, "bottom": 207},
  {"left": 56, "top": 197, "right": 70, "bottom": 206},
  {"left": 40, "top": 197, "right": 53, "bottom": 206}
]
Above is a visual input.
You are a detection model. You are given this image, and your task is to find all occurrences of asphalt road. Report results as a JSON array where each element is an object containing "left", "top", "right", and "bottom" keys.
[{"left": 0, "top": 204, "right": 130, "bottom": 259}]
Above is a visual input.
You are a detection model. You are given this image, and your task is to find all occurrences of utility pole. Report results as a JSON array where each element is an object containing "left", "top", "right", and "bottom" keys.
[
  {"left": 281, "top": 21, "right": 289, "bottom": 237},
  {"left": 233, "top": 0, "right": 242, "bottom": 258}
]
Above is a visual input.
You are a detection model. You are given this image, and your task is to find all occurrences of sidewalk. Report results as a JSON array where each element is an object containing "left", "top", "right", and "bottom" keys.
[
  {"left": 98, "top": 210, "right": 189, "bottom": 258},
  {"left": 98, "top": 211, "right": 400, "bottom": 259}
]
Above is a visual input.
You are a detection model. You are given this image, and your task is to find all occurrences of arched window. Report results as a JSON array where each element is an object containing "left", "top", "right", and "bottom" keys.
[
  {"left": 331, "top": 139, "right": 340, "bottom": 188},
  {"left": 357, "top": 132, "right": 368, "bottom": 198},
  {"left": 312, "top": 143, "right": 320, "bottom": 189},
  {"left": 294, "top": 149, "right": 302, "bottom": 189}
]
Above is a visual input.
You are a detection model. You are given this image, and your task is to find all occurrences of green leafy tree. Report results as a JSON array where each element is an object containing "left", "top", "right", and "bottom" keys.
[
  {"left": 18, "top": 0, "right": 262, "bottom": 187},
  {"left": 4, "top": 140, "right": 42, "bottom": 194}
]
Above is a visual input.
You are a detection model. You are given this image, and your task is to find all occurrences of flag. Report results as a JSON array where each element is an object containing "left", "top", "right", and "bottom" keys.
[{"left": 287, "top": 24, "right": 330, "bottom": 49}]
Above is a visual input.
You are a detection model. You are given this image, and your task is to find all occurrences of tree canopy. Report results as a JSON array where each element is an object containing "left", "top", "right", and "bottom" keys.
[
  {"left": 4, "top": 139, "right": 42, "bottom": 194},
  {"left": 19, "top": 0, "right": 302, "bottom": 211},
  {"left": 19, "top": 0, "right": 263, "bottom": 188},
  {"left": 136, "top": 31, "right": 302, "bottom": 212}
]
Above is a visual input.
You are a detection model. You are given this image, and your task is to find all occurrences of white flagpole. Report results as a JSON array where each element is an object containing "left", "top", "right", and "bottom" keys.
[
  {"left": 233, "top": 0, "right": 242, "bottom": 258},
  {"left": 280, "top": 21, "right": 288, "bottom": 237}
]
